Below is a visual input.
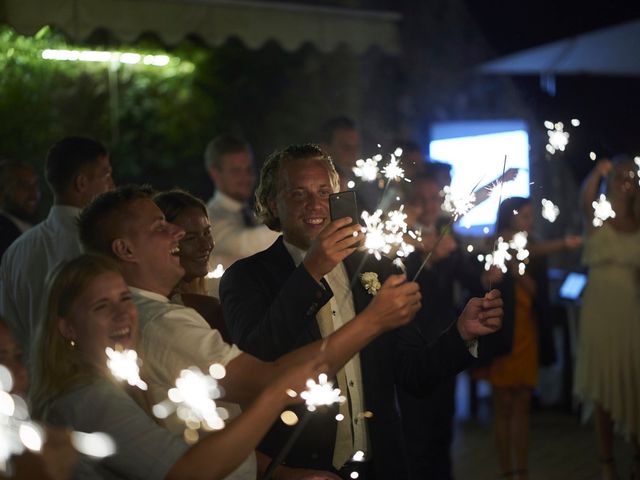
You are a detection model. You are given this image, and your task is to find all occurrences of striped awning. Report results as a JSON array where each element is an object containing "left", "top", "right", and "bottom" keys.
[{"left": 1, "top": 0, "right": 401, "bottom": 54}]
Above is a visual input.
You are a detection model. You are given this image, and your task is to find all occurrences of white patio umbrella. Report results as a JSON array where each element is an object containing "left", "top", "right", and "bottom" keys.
[{"left": 478, "top": 19, "right": 640, "bottom": 94}]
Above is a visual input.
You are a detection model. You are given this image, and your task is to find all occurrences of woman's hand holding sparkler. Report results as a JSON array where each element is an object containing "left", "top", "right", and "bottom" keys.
[
  {"left": 456, "top": 289, "right": 504, "bottom": 342},
  {"left": 360, "top": 274, "right": 422, "bottom": 333},
  {"left": 303, "top": 218, "right": 363, "bottom": 283}
]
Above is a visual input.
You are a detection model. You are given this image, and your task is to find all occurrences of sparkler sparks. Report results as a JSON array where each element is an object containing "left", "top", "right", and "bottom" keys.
[
  {"left": 106, "top": 347, "right": 148, "bottom": 390},
  {"left": 441, "top": 186, "right": 476, "bottom": 220},
  {"left": 264, "top": 373, "right": 346, "bottom": 480},
  {"left": 206, "top": 264, "right": 225, "bottom": 279},
  {"left": 481, "top": 237, "right": 512, "bottom": 274},
  {"left": 480, "top": 232, "right": 529, "bottom": 275},
  {"left": 70, "top": 431, "right": 116, "bottom": 458},
  {"left": 300, "top": 374, "right": 345, "bottom": 412},
  {"left": 541, "top": 198, "right": 560, "bottom": 223},
  {"left": 0, "top": 365, "right": 45, "bottom": 471},
  {"left": 381, "top": 154, "right": 405, "bottom": 182},
  {"left": 544, "top": 120, "right": 570, "bottom": 155},
  {"left": 153, "top": 365, "right": 228, "bottom": 441},
  {"left": 592, "top": 194, "right": 616, "bottom": 227},
  {"left": 0, "top": 364, "right": 118, "bottom": 470},
  {"left": 352, "top": 158, "right": 380, "bottom": 182},
  {"left": 360, "top": 207, "right": 418, "bottom": 261},
  {"left": 351, "top": 149, "right": 409, "bottom": 185}
]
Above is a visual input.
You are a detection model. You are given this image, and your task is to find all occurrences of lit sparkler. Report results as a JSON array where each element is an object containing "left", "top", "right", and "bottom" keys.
[
  {"left": 0, "top": 365, "right": 44, "bottom": 471},
  {"left": 541, "top": 198, "right": 560, "bottom": 223},
  {"left": 0, "top": 362, "right": 119, "bottom": 471},
  {"left": 0, "top": 363, "right": 116, "bottom": 471},
  {"left": 481, "top": 231, "right": 529, "bottom": 275},
  {"left": 352, "top": 158, "right": 380, "bottom": 182},
  {"left": 300, "top": 374, "right": 346, "bottom": 412},
  {"left": 70, "top": 431, "right": 116, "bottom": 458},
  {"left": 206, "top": 264, "right": 225, "bottom": 279},
  {"left": 352, "top": 149, "right": 409, "bottom": 187},
  {"left": 481, "top": 237, "right": 512, "bottom": 273},
  {"left": 360, "top": 207, "right": 419, "bottom": 261},
  {"left": 263, "top": 374, "right": 345, "bottom": 480},
  {"left": 381, "top": 154, "right": 405, "bottom": 182},
  {"left": 635, "top": 156, "right": 640, "bottom": 186},
  {"left": 153, "top": 365, "right": 228, "bottom": 442},
  {"left": 487, "top": 155, "right": 509, "bottom": 288},
  {"left": 441, "top": 185, "right": 476, "bottom": 220},
  {"left": 545, "top": 120, "right": 570, "bottom": 155},
  {"left": 592, "top": 194, "right": 616, "bottom": 227},
  {"left": 106, "top": 346, "right": 148, "bottom": 390}
]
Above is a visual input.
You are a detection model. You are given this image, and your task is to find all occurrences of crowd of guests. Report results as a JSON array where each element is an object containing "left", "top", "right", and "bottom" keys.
[{"left": 0, "top": 117, "right": 637, "bottom": 480}]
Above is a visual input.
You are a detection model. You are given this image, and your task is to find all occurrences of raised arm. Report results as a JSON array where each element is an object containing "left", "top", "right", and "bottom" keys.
[
  {"left": 528, "top": 236, "right": 582, "bottom": 257},
  {"left": 168, "top": 357, "right": 325, "bottom": 480},
  {"left": 580, "top": 159, "right": 612, "bottom": 234},
  {"left": 221, "top": 274, "right": 421, "bottom": 405},
  {"left": 220, "top": 218, "right": 361, "bottom": 360}
]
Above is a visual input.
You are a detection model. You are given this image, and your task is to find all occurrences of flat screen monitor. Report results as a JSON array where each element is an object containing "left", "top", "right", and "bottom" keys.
[{"left": 429, "top": 120, "right": 530, "bottom": 236}]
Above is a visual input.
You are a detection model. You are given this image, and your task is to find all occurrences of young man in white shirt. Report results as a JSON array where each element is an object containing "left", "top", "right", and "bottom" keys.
[
  {"left": 204, "top": 134, "right": 278, "bottom": 295},
  {"left": 0, "top": 137, "right": 114, "bottom": 360}
]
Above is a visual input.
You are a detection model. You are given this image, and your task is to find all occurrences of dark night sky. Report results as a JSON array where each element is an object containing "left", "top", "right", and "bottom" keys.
[
  {"left": 460, "top": 1, "right": 640, "bottom": 180},
  {"left": 463, "top": 0, "right": 640, "bottom": 55}
]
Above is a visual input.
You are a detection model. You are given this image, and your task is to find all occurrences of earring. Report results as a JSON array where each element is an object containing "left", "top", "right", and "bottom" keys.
[{"left": 70, "top": 339, "right": 76, "bottom": 348}]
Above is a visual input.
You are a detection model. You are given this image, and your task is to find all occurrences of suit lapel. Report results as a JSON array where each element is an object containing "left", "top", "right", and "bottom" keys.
[
  {"left": 342, "top": 251, "right": 375, "bottom": 314},
  {"left": 267, "top": 236, "right": 323, "bottom": 342}
]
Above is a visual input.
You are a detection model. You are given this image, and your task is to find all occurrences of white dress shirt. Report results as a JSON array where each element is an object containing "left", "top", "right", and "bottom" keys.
[
  {"left": 206, "top": 191, "right": 278, "bottom": 296},
  {"left": 130, "top": 287, "right": 256, "bottom": 480},
  {"left": 0, "top": 205, "right": 82, "bottom": 359},
  {"left": 283, "top": 241, "right": 371, "bottom": 463}
]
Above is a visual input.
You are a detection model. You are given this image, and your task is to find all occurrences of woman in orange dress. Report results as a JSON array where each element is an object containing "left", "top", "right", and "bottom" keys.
[{"left": 475, "top": 197, "right": 581, "bottom": 480}]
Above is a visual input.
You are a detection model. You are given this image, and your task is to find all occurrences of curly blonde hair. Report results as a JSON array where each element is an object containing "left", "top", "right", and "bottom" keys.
[{"left": 255, "top": 144, "right": 340, "bottom": 231}]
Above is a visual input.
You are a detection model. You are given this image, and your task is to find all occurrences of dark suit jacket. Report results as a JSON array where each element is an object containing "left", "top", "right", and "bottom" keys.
[
  {"left": 477, "top": 251, "right": 556, "bottom": 367},
  {"left": 220, "top": 236, "right": 475, "bottom": 479},
  {"left": 0, "top": 213, "right": 22, "bottom": 260}
]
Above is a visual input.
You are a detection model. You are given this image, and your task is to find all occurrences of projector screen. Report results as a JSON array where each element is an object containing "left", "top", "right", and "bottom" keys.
[{"left": 429, "top": 120, "right": 530, "bottom": 236}]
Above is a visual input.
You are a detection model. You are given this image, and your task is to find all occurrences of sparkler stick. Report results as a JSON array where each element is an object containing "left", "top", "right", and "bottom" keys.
[
  {"left": 410, "top": 223, "right": 451, "bottom": 281},
  {"left": 262, "top": 412, "right": 312, "bottom": 480},
  {"left": 488, "top": 155, "right": 508, "bottom": 290},
  {"left": 263, "top": 374, "right": 345, "bottom": 480},
  {"left": 410, "top": 175, "right": 487, "bottom": 281}
]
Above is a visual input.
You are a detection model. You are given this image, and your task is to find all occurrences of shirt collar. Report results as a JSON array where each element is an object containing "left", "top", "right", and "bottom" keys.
[
  {"left": 129, "top": 286, "right": 170, "bottom": 303},
  {"left": 282, "top": 239, "right": 307, "bottom": 267},
  {"left": 212, "top": 191, "right": 246, "bottom": 213},
  {"left": 48, "top": 205, "right": 82, "bottom": 228}
]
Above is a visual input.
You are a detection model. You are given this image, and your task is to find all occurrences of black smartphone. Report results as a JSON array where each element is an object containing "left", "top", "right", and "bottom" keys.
[{"left": 329, "top": 191, "right": 359, "bottom": 226}]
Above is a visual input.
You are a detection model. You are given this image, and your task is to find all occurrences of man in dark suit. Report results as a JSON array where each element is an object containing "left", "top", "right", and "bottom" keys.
[
  {"left": 0, "top": 160, "right": 40, "bottom": 259},
  {"left": 221, "top": 144, "right": 504, "bottom": 480}
]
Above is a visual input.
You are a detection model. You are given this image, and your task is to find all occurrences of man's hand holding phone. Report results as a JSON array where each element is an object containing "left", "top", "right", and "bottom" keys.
[{"left": 303, "top": 192, "right": 363, "bottom": 282}]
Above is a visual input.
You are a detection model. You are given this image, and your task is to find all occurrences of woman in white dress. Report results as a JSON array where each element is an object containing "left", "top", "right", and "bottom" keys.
[{"left": 575, "top": 156, "right": 640, "bottom": 480}]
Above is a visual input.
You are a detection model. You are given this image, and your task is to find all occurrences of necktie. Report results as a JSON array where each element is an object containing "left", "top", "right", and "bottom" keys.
[{"left": 316, "top": 295, "right": 354, "bottom": 469}]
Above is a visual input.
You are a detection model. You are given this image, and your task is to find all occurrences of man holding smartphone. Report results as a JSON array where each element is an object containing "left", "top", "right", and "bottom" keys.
[{"left": 220, "top": 143, "right": 504, "bottom": 480}]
